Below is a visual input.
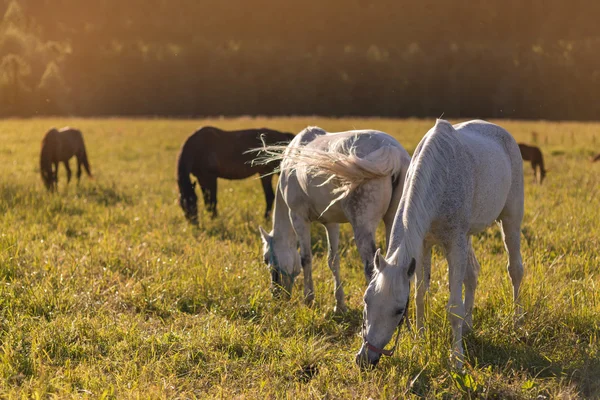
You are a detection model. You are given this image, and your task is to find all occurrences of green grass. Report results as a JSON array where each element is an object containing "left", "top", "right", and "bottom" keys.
[{"left": 0, "top": 117, "right": 599, "bottom": 398}]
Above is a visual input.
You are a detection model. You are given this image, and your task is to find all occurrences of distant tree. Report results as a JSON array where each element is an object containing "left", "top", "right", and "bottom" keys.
[
  {"left": 2, "top": 0, "right": 26, "bottom": 29},
  {"left": 36, "top": 61, "right": 70, "bottom": 114},
  {"left": 0, "top": 54, "right": 31, "bottom": 115}
]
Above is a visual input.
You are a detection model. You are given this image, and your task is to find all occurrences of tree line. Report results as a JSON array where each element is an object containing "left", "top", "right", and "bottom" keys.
[{"left": 1, "top": 0, "right": 599, "bottom": 119}]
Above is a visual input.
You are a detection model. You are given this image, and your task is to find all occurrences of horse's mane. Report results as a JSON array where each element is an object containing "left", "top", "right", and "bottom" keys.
[{"left": 392, "top": 119, "right": 455, "bottom": 266}]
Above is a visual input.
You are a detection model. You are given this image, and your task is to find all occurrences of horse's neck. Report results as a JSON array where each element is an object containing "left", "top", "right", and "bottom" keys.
[
  {"left": 272, "top": 185, "right": 296, "bottom": 245},
  {"left": 396, "top": 137, "right": 451, "bottom": 261}
]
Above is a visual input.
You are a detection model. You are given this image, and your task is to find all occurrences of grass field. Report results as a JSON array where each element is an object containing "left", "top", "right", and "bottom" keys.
[{"left": 0, "top": 117, "right": 599, "bottom": 399}]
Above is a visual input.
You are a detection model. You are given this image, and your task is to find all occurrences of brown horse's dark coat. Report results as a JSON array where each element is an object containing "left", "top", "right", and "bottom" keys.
[
  {"left": 40, "top": 127, "right": 92, "bottom": 191},
  {"left": 518, "top": 143, "right": 547, "bottom": 184},
  {"left": 177, "top": 126, "right": 295, "bottom": 224}
]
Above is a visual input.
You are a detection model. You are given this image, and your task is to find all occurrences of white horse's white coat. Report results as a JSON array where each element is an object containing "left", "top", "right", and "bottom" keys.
[
  {"left": 258, "top": 126, "right": 411, "bottom": 312},
  {"left": 356, "top": 119, "right": 525, "bottom": 368}
]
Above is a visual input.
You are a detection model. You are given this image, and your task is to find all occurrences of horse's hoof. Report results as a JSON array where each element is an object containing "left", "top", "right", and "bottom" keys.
[
  {"left": 451, "top": 354, "right": 464, "bottom": 370},
  {"left": 333, "top": 304, "right": 348, "bottom": 314},
  {"left": 304, "top": 295, "right": 315, "bottom": 307},
  {"left": 463, "top": 317, "right": 473, "bottom": 334}
]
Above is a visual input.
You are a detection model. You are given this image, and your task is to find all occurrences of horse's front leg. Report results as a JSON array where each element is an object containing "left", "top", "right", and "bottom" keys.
[
  {"left": 52, "top": 162, "right": 59, "bottom": 191},
  {"left": 445, "top": 236, "right": 468, "bottom": 369},
  {"left": 351, "top": 225, "right": 377, "bottom": 284},
  {"left": 324, "top": 223, "right": 346, "bottom": 313},
  {"left": 291, "top": 213, "right": 314, "bottom": 305},
  {"left": 463, "top": 239, "right": 480, "bottom": 333},
  {"left": 64, "top": 160, "right": 72, "bottom": 184},
  {"left": 415, "top": 242, "right": 432, "bottom": 333},
  {"left": 260, "top": 174, "right": 275, "bottom": 219}
]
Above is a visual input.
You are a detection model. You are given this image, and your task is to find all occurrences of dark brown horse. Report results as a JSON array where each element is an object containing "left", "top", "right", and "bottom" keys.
[
  {"left": 518, "top": 143, "right": 547, "bottom": 184},
  {"left": 177, "top": 126, "right": 295, "bottom": 224},
  {"left": 40, "top": 127, "right": 92, "bottom": 191}
]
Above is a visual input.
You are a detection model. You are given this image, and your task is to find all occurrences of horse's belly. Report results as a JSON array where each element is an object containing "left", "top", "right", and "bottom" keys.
[
  {"left": 468, "top": 148, "right": 512, "bottom": 232},
  {"left": 469, "top": 170, "right": 511, "bottom": 232}
]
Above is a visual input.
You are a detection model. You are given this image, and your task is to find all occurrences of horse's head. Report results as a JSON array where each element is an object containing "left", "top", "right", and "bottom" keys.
[
  {"left": 356, "top": 249, "right": 414, "bottom": 369},
  {"left": 39, "top": 148, "right": 55, "bottom": 191},
  {"left": 179, "top": 182, "right": 198, "bottom": 225},
  {"left": 259, "top": 226, "right": 301, "bottom": 298},
  {"left": 41, "top": 168, "right": 55, "bottom": 191},
  {"left": 540, "top": 168, "right": 547, "bottom": 184}
]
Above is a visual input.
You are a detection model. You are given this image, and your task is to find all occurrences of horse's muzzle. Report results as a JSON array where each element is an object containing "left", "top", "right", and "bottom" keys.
[{"left": 355, "top": 346, "right": 380, "bottom": 369}]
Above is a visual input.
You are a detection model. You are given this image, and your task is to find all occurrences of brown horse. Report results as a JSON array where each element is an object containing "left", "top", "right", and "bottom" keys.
[
  {"left": 518, "top": 143, "right": 547, "bottom": 184},
  {"left": 40, "top": 127, "right": 92, "bottom": 191},
  {"left": 177, "top": 126, "right": 295, "bottom": 224}
]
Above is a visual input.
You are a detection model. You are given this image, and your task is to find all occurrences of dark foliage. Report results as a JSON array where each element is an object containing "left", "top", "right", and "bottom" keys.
[{"left": 1, "top": 1, "right": 599, "bottom": 119}]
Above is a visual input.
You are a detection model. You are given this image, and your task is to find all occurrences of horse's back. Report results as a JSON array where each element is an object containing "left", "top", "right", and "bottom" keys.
[
  {"left": 455, "top": 120, "right": 521, "bottom": 168},
  {"left": 183, "top": 126, "right": 291, "bottom": 180},
  {"left": 454, "top": 120, "right": 523, "bottom": 227}
]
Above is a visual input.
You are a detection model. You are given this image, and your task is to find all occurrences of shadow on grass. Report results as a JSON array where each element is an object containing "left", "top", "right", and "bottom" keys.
[
  {"left": 0, "top": 182, "right": 47, "bottom": 212},
  {"left": 463, "top": 317, "right": 600, "bottom": 397},
  {"left": 76, "top": 183, "right": 132, "bottom": 206}
]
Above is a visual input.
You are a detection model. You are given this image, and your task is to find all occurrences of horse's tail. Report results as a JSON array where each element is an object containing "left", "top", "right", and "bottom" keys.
[
  {"left": 286, "top": 141, "right": 407, "bottom": 195},
  {"left": 537, "top": 148, "right": 546, "bottom": 173},
  {"left": 176, "top": 142, "right": 198, "bottom": 202},
  {"left": 322, "top": 145, "right": 407, "bottom": 195},
  {"left": 177, "top": 147, "right": 193, "bottom": 194},
  {"left": 80, "top": 146, "right": 92, "bottom": 177}
]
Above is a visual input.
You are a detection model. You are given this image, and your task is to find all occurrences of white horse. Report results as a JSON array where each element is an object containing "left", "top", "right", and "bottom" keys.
[
  {"left": 356, "top": 119, "right": 524, "bottom": 368},
  {"left": 258, "top": 126, "right": 411, "bottom": 313}
]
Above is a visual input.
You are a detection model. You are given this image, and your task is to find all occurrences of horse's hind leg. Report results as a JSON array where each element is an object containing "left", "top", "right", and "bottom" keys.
[
  {"left": 531, "top": 162, "right": 540, "bottom": 184},
  {"left": 325, "top": 223, "right": 346, "bottom": 313},
  {"left": 260, "top": 174, "right": 275, "bottom": 219},
  {"left": 346, "top": 181, "right": 387, "bottom": 283},
  {"left": 499, "top": 215, "right": 524, "bottom": 319},
  {"left": 463, "top": 239, "right": 480, "bottom": 333},
  {"left": 199, "top": 176, "right": 218, "bottom": 218},
  {"left": 209, "top": 178, "right": 218, "bottom": 217}
]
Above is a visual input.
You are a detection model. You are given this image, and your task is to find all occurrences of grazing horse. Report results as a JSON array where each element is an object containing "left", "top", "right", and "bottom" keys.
[
  {"left": 518, "top": 143, "right": 547, "bottom": 184},
  {"left": 40, "top": 127, "right": 92, "bottom": 191},
  {"left": 177, "top": 126, "right": 295, "bottom": 225},
  {"left": 356, "top": 120, "right": 524, "bottom": 369},
  {"left": 257, "top": 127, "right": 411, "bottom": 312}
]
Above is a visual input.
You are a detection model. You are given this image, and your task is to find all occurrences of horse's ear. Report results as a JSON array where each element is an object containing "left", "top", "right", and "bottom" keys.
[
  {"left": 258, "top": 226, "right": 270, "bottom": 244},
  {"left": 374, "top": 248, "right": 386, "bottom": 272},
  {"left": 406, "top": 258, "right": 416, "bottom": 278}
]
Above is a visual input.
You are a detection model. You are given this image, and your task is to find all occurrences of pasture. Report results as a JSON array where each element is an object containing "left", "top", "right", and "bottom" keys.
[{"left": 0, "top": 117, "right": 599, "bottom": 398}]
